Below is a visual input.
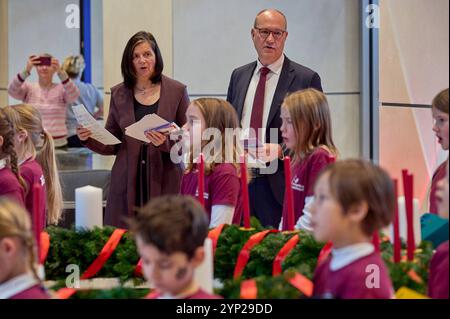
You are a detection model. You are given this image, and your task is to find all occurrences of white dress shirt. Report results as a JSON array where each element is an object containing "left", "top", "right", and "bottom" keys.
[
  {"left": 241, "top": 54, "right": 285, "bottom": 140},
  {"left": 330, "top": 243, "right": 375, "bottom": 271},
  {"left": 0, "top": 273, "right": 38, "bottom": 299}
]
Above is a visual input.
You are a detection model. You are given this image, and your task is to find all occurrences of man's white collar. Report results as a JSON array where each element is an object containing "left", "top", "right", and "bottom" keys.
[
  {"left": 330, "top": 242, "right": 375, "bottom": 271},
  {"left": 257, "top": 54, "right": 285, "bottom": 75}
]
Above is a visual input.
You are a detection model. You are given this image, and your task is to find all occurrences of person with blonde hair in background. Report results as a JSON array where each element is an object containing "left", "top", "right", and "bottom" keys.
[
  {"left": 0, "top": 198, "right": 50, "bottom": 299},
  {"left": 279, "top": 89, "right": 338, "bottom": 231},
  {"left": 0, "top": 108, "right": 25, "bottom": 206},
  {"left": 8, "top": 54, "right": 80, "bottom": 147},
  {"left": 180, "top": 98, "right": 246, "bottom": 227},
  {"left": 3, "top": 104, "right": 63, "bottom": 226},
  {"left": 62, "top": 55, "right": 104, "bottom": 147}
]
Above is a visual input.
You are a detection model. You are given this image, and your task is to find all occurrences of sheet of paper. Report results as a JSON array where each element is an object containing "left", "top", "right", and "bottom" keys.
[
  {"left": 72, "top": 104, "right": 121, "bottom": 145},
  {"left": 125, "top": 114, "right": 180, "bottom": 143}
]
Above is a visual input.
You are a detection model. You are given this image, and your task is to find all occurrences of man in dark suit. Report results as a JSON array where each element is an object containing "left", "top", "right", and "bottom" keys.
[{"left": 226, "top": 9, "right": 323, "bottom": 228}]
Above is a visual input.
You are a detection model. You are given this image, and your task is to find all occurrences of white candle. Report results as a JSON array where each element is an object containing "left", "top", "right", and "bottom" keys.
[
  {"left": 194, "top": 238, "right": 214, "bottom": 294},
  {"left": 388, "top": 196, "right": 422, "bottom": 246},
  {"left": 75, "top": 185, "right": 103, "bottom": 230}
]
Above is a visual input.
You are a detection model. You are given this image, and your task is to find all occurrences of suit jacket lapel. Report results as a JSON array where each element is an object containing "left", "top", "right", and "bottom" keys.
[
  {"left": 266, "top": 57, "right": 295, "bottom": 127},
  {"left": 236, "top": 62, "right": 257, "bottom": 120}
]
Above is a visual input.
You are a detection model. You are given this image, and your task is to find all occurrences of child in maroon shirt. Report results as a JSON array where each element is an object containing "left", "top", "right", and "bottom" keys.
[
  {"left": 279, "top": 89, "right": 337, "bottom": 231},
  {"left": 311, "top": 160, "right": 395, "bottom": 299},
  {"left": 3, "top": 104, "right": 63, "bottom": 226},
  {"left": 180, "top": 98, "right": 245, "bottom": 227},
  {"left": 0, "top": 108, "right": 25, "bottom": 206},
  {"left": 428, "top": 161, "right": 449, "bottom": 299},
  {"left": 429, "top": 88, "right": 448, "bottom": 214},
  {"left": 0, "top": 198, "right": 50, "bottom": 299},
  {"left": 128, "top": 195, "right": 222, "bottom": 299}
]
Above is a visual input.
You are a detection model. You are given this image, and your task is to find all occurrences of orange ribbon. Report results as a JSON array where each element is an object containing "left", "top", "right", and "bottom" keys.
[
  {"left": 208, "top": 224, "right": 226, "bottom": 256},
  {"left": 240, "top": 279, "right": 258, "bottom": 299},
  {"left": 145, "top": 290, "right": 160, "bottom": 299},
  {"left": 233, "top": 229, "right": 278, "bottom": 279},
  {"left": 272, "top": 234, "right": 300, "bottom": 276},
  {"left": 39, "top": 231, "right": 50, "bottom": 265},
  {"left": 407, "top": 269, "right": 424, "bottom": 284},
  {"left": 56, "top": 228, "right": 127, "bottom": 299},
  {"left": 317, "top": 241, "right": 333, "bottom": 265},
  {"left": 288, "top": 272, "right": 314, "bottom": 297}
]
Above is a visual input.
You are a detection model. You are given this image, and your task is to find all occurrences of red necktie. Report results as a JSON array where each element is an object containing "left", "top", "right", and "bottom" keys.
[{"left": 249, "top": 67, "right": 271, "bottom": 140}]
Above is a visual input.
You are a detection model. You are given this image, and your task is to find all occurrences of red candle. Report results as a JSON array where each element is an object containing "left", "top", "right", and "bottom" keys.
[
  {"left": 32, "top": 183, "right": 41, "bottom": 264},
  {"left": 284, "top": 156, "right": 295, "bottom": 231},
  {"left": 198, "top": 153, "right": 205, "bottom": 207},
  {"left": 402, "top": 170, "right": 415, "bottom": 261},
  {"left": 393, "top": 179, "right": 401, "bottom": 263},
  {"left": 240, "top": 155, "right": 251, "bottom": 228},
  {"left": 372, "top": 231, "right": 380, "bottom": 253}
]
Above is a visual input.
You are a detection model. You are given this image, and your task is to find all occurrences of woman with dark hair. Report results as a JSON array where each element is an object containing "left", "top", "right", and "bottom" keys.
[{"left": 77, "top": 31, "right": 190, "bottom": 228}]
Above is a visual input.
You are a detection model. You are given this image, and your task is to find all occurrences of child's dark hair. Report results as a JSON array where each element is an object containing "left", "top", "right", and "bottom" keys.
[
  {"left": 128, "top": 195, "right": 208, "bottom": 258},
  {"left": 432, "top": 88, "right": 449, "bottom": 114},
  {"left": 319, "top": 159, "right": 395, "bottom": 236}
]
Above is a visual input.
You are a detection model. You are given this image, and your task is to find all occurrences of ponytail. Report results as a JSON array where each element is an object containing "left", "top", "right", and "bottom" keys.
[
  {"left": 7, "top": 143, "right": 27, "bottom": 191},
  {"left": 3, "top": 104, "right": 63, "bottom": 225},
  {"left": 0, "top": 108, "right": 27, "bottom": 191},
  {"left": 37, "top": 130, "right": 63, "bottom": 225}
]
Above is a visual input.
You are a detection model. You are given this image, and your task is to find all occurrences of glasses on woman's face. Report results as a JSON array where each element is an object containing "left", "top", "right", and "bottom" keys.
[{"left": 254, "top": 27, "right": 286, "bottom": 40}]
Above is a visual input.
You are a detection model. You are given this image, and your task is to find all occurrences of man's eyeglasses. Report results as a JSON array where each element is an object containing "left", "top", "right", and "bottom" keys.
[{"left": 254, "top": 27, "right": 286, "bottom": 40}]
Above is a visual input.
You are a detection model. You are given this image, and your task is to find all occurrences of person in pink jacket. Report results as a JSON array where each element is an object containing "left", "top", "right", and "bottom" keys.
[{"left": 8, "top": 54, "right": 80, "bottom": 147}]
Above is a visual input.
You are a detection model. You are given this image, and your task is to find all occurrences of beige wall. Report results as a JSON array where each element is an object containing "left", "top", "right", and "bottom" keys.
[
  {"left": 0, "top": 0, "right": 8, "bottom": 107},
  {"left": 102, "top": 0, "right": 173, "bottom": 115},
  {"left": 380, "top": 0, "right": 449, "bottom": 104},
  {"left": 379, "top": 0, "right": 449, "bottom": 208}
]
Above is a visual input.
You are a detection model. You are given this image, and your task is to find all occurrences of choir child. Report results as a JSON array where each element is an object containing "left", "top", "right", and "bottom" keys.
[
  {"left": 279, "top": 89, "right": 337, "bottom": 231},
  {"left": 311, "top": 159, "right": 395, "bottom": 299},
  {"left": 129, "top": 195, "right": 222, "bottom": 299}
]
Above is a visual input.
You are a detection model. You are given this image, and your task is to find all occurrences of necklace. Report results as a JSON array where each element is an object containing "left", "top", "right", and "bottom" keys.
[{"left": 135, "top": 83, "right": 157, "bottom": 95}]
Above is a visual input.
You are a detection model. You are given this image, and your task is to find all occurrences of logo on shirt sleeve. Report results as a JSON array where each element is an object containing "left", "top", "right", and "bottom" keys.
[
  {"left": 195, "top": 189, "right": 209, "bottom": 200},
  {"left": 292, "top": 177, "right": 304, "bottom": 192}
]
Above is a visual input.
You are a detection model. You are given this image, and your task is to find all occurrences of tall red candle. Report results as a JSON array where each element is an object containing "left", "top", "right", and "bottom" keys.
[
  {"left": 372, "top": 231, "right": 380, "bottom": 253},
  {"left": 198, "top": 153, "right": 205, "bottom": 207},
  {"left": 240, "top": 155, "right": 251, "bottom": 228},
  {"left": 32, "top": 183, "right": 41, "bottom": 264},
  {"left": 283, "top": 156, "right": 295, "bottom": 231},
  {"left": 393, "top": 179, "right": 401, "bottom": 263},
  {"left": 402, "top": 170, "right": 415, "bottom": 261}
]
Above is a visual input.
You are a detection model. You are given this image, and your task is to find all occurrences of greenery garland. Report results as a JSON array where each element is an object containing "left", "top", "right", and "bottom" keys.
[
  {"left": 220, "top": 268, "right": 313, "bottom": 299},
  {"left": 72, "top": 288, "right": 150, "bottom": 299},
  {"left": 45, "top": 226, "right": 142, "bottom": 284},
  {"left": 43, "top": 225, "right": 435, "bottom": 298}
]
